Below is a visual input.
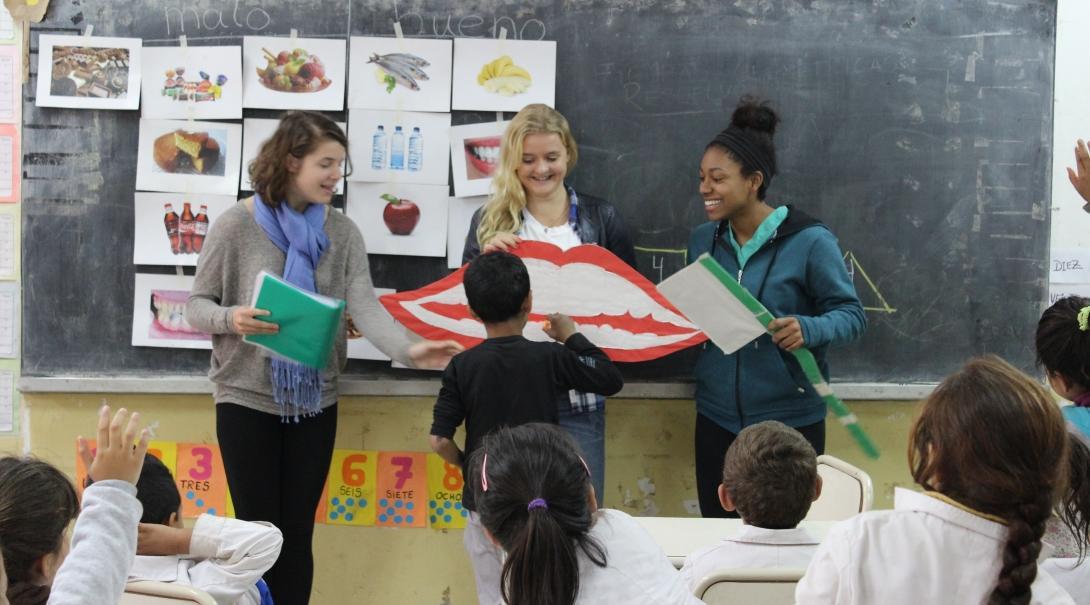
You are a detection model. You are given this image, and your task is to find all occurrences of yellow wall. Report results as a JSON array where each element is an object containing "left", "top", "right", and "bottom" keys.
[{"left": 11, "top": 393, "right": 918, "bottom": 605}]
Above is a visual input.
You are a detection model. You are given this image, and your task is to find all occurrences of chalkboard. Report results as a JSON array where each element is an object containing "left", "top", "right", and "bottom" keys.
[{"left": 21, "top": 0, "right": 1056, "bottom": 384}]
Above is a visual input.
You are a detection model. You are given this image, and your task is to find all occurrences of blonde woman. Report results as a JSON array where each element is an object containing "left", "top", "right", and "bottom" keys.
[{"left": 462, "top": 104, "right": 636, "bottom": 505}]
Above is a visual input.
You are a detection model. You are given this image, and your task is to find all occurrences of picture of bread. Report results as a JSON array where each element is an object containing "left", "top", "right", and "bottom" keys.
[{"left": 153, "top": 129, "right": 225, "bottom": 176}]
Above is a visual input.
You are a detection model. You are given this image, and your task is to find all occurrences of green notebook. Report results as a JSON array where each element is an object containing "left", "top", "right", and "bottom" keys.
[{"left": 243, "top": 271, "right": 346, "bottom": 369}]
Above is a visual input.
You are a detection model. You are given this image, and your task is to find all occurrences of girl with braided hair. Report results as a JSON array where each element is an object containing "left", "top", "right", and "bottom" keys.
[
  {"left": 1036, "top": 295, "right": 1090, "bottom": 438},
  {"left": 796, "top": 356, "right": 1075, "bottom": 604}
]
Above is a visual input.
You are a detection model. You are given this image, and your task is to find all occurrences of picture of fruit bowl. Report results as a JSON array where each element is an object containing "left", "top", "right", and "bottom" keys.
[{"left": 256, "top": 47, "right": 332, "bottom": 93}]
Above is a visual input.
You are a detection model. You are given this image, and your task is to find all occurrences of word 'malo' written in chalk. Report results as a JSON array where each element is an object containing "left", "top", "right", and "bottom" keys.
[
  {"left": 164, "top": 0, "right": 272, "bottom": 36},
  {"left": 394, "top": 1, "right": 545, "bottom": 40}
]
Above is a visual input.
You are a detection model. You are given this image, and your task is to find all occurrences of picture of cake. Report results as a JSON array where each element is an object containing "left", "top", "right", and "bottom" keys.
[
  {"left": 463, "top": 135, "right": 500, "bottom": 180},
  {"left": 152, "top": 129, "right": 225, "bottom": 176},
  {"left": 161, "top": 67, "right": 228, "bottom": 102},
  {"left": 255, "top": 47, "right": 331, "bottom": 93},
  {"left": 50, "top": 45, "right": 130, "bottom": 98}
]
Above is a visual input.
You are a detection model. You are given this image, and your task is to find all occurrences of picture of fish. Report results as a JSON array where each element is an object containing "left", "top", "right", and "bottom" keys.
[{"left": 368, "top": 52, "right": 430, "bottom": 93}]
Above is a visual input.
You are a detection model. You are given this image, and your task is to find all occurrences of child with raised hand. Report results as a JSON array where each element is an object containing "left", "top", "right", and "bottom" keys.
[
  {"left": 0, "top": 406, "right": 149, "bottom": 605},
  {"left": 469, "top": 423, "right": 701, "bottom": 605},
  {"left": 796, "top": 356, "right": 1075, "bottom": 604},
  {"left": 125, "top": 454, "right": 283, "bottom": 605},
  {"left": 679, "top": 420, "right": 821, "bottom": 590},
  {"left": 1036, "top": 295, "right": 1090, "bottom": 438}
]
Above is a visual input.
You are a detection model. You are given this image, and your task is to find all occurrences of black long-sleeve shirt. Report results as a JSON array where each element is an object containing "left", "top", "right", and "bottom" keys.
[{"left": 430, "top": 333, "right": 624, "bottom": 510}]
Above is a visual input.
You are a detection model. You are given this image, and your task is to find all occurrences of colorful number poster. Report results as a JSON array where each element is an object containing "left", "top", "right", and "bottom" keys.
[
  {"left": 426, "top": 453, "right": 468, "bottom": 530},
  {"left": 324, "top": 449, "right": 377, "bottom": 526},
  {"left": 176, "top": 443, "right": 229, "bottom": 517},
  {"left": 314, "top": 478, "right": 329, "bottom": 523},
  {"left": 375, "top": 451, "right": 427, "bottom": 528},
  {"left": 74, "top": 439, "right": 178, "bottom": 498}
]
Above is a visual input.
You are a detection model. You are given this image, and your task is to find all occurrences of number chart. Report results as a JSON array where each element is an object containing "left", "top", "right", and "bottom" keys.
[
  {"left": 74, "top": 439, "right": 177, "bottom": 498},
  {"left": 425, "top": 453, "right": 468, "bottom": 529},
  {"left": 375, "top": 452, "right": 427, "bottom": 528},
  {"left": 324, "top": 449, "right": 377, "bottom": 526},
  {"left": 175, "top": 443, "right": 229, "bottom": 517}
]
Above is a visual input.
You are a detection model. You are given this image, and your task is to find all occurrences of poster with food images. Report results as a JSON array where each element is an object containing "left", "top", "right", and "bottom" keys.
[
  {"left": 135, "top": 119, "right": 243, "bottom": 195},
  {"left": 242, "top": 36, "right": 346, "bottom": 110},
  {"left": 447, "top": 196, "right": 486, "bottom": 269},
  {"left": 132, "top": 273, "right": 212, "bottom": 350},
  {"left": 348, "top": 36, "right": 452, "bottom": 112},
  {"left": 140, "top": 45, "right": 242, "bottom": 120},
  {"left": 346, "top": 182, "right": 448, "bottom": 257},
  {"left": 133, "top": 192, "right": 237, "bottom": 266},
  {"left": 240, "top": 118, "right": 346, "bottom": 192},
  {"left": 450, "top": 121, "right": 509, "bottom": 197},
  {"left": 346, "top": 109, "right": 450, "bottom": 186},
  {"left": 35, "top": 35, "right": 142, "bottom": 110},
  {"left": 451, "top": 38, "right": 555, "bottom": 111}
]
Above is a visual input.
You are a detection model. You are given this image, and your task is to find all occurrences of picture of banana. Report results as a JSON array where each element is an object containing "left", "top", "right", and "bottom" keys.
[{"left": 476, "top": 55, "right": 532, "bottom": 96}]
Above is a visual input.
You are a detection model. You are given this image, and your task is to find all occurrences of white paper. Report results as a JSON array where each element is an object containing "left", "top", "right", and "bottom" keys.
[
  {"left": 0, "top": 370, "right": 13, "bottom": 432},
  {"left": 141, "top": 46, "right": 243, "bottom": 120},
  {"left": 35, "top": 35, "right": 142, "bottom": 110},
  {"left": 346, "top": 109, "right": 450, "bottom": 186},
  {"left": 451, "top": 39, "right": 556, "bottom": 112},
  {"left": 0, "top": 51, "right": 15, "bottom": 122},
  {"left": 0, "top": 6, "right": 14, "bottom": 42},
  {"left": 345, "top": 182, "right": 449, "bottom": 257},
  {"left": 1049, "top": 283, "right": 1090, "bottom": 306},
  {"left": 135, "top": 119, "right": 243, "bottom": 195},
  {"left": 0, "top": 283, "right": 15, "bottom": 357},
  {"left": 132, "top": 273, "right": 212, "bottom": 349},
  {"left": 656, "top": 261, "right": 766, "bottom": 355},
  {"left": 347, "top": 288, "right": 394, "bottom": 361},
  {"left": 447, "top": 196, "right": 486, "bottom": 269},
  {"left": 240, "top": 118, "right": 345, "bottom": 192},
  {"left": 243, "top": 37, "right": 347, "bottom": 111},
  {"left": 348, "top": 37, "right": 452, "bottom": 112},
  {"left": 450, "top": 121, "right": 508, "bottom": 197},
  {"left": 133, "top": 192, "right": 237, "bottom": 266},
  {"left": 1050, "top": 248, "right": 1090, "bottom": 284},
  {"left": 0, "top": 213, "right": 14, "bottom": 278}
]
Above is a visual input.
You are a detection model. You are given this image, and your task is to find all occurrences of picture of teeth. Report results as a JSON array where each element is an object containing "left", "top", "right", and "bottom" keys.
[
  {"left": 476, "top": 56, "right": 532, "bottom": 96},
  {"left": 149, "top": 289, "right": 210, "bottom": 341},
  {"left": 368, "top": 52, "right": 430, "bottom": 93},
  {"left": 463, "top": 136, "right": 500, "bottom": 180}
]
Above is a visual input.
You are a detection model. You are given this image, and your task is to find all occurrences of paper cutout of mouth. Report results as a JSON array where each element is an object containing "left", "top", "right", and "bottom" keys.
[
  {"left": 463, "top": 136, "right": 500, "bottom": 180},
  {"left": 380, "top": 242, "right": 707, "bottom": 362},
  {"left": 149, "top": 289, "right": 210, "bottom": 341}
]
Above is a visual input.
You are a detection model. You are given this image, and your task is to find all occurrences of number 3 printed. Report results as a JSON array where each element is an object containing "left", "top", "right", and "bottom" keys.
[{"left": 189, "top": 447, "right": 212, "bottom": 481}]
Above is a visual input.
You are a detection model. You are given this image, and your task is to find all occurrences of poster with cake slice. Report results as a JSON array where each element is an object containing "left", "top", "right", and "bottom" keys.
[
  {"left": 346, "top": 109, "right": 450, "bottom": 186},
  {"left": 347, "top": 287, "right": 394, "bottom": 361},
  {"left": 133, "top": 192, "right": 237, "bottom": 266},
  {"left": 241, "top": 117, "right": 345, "bottom": 192},
  {"left": 450, "top": 120, "right": 508, "bottom": 197},
  {"left": 35, "top": 35, "right": 142, "bottom": 110},
  {"left": 447, "top": 196, "right": 487, "bottom": 269},
  {"left": 346, "top": 182, "right": 448, "bottom": 257},
  {"left": 136, "top": 119, "right": 242, "bottom": 195},
  {"left": 242, "top": 36, "right": 346, "bottom": 110},
  {"left": 452, "top": 39, "right": 556, "bottom": 111},
  {"left": 141, "top": 45, "right": 242, "bottom": 120},
  {"left": 348, "top": 36, "right": 452, "bottom": 112},
  {"left": 132, "top": 273, "right": 212, "bottom": 350}
]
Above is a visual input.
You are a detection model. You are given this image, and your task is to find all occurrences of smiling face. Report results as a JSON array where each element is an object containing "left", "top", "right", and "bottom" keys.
[
  {"left": 517, "top": 133, "right": 569, "bottom": 203},
  {"left": 286, "top": 139, "right": 345, "bottom": 208},
  {"left": 699, "top": 146, "right": 761, "bottom": 222}
]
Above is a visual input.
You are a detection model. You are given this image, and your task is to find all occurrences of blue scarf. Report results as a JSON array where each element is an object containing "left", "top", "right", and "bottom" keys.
[{"left": 253, "top": 193, "right": 330, "bottom": 421}]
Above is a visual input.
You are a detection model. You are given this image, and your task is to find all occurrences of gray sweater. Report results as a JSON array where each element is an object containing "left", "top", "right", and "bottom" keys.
[{"left": 186, "top": 201, "right": 417, "bottom": 414}]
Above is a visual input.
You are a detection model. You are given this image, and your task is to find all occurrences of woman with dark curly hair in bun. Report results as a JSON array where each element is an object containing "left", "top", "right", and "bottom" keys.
[{"left": 687, "top": 97, "right": 865, "bottom": 518}]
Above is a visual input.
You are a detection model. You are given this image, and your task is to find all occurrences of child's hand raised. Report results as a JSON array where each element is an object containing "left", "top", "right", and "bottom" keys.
[
  {"left": 543, "top": 313, "right": 577, "bottom": 343},
  {"left": 77, "top": 406, "right": 150, "bottom": 486}
]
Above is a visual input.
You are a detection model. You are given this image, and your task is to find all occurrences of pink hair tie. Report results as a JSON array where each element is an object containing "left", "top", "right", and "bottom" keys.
[{"left": 527, "top": 498, "right": 548, "bottom": 511}]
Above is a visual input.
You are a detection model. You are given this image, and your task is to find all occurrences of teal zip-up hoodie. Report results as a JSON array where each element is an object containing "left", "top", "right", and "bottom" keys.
[{"left": 686, "top": 206, "right": 866, "bottom": 433}]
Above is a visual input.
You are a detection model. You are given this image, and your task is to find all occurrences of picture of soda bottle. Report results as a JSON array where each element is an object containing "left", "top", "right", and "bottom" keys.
[
  {"left": 179, "top": 202, "right": 195, "bottom": 254},
  {"left": 163, "top": 203, "right": 181, "bottom": 254},
  {"left": 193, "top": 205, "right": 209, "bottom": 253}
]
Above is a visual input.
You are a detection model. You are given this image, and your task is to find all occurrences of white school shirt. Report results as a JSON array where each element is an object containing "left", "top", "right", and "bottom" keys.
[
  {"left": 795, "top": 488, "right": 1076, "bottom": 605},
  {"left": 128, "top": 515, "right": 283, "bottom": 605},
  {"left": 677, "top": 524, "right": 819, "bottom": 591},
  {"left": 518, "top": 209, "right": 583, "bottom": 251},
  {"left": 1042, "top": 558, "right": 1090, "bottom": 605},
  {"left": 573, "top": 509, "right": 705, "bottom": 605}
]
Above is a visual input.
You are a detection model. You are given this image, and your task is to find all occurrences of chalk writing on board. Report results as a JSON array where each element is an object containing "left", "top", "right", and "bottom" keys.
[
  {"left": 164, "top": 1, "right": 272, "bottom": 36},
  {"left": 843, "top": 251, "right": 897, "bottom": 314},
  {"left": 394, "top": 1, "right": 546, "bottom": 41}
]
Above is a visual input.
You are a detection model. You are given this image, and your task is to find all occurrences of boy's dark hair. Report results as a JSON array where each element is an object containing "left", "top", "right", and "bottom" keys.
[
  {"left": 722, "top": 420, "right": 817, "bottom": 529},
  {"left": 0, "top": 457, "right": 79, "bottom": 584},
  {"left": 136, "top": 454, "right": 182, "bottom": 525},
  {"left": 470, "top": 423, "right": 605, "bottom": 605},
  {"left": 1036, "top": 295, "right": 1090, "bottom": 391},
  {"left": 463, "top": 251, "right": 530, "bottom": 323}
]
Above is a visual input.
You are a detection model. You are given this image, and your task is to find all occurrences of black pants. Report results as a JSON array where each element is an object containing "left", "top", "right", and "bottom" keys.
[
  {"left": 694, "top": 413, "right": 825, "bottom": 518},
  {"left": 217, "top": 403, "right": 338, "bottom": 605}
]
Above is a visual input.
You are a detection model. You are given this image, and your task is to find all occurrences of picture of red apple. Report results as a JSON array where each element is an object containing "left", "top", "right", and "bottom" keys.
[
  {"left": 276, "top": 50, "right": 290, "bottom": 65},
  {"left": 380, "top": 193, "right": 420, "bottom": 235}
]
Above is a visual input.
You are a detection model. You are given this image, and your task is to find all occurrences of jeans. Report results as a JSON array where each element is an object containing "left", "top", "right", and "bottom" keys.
[{"left": 557, "top": 400, "right": 606, "bottom": 504}]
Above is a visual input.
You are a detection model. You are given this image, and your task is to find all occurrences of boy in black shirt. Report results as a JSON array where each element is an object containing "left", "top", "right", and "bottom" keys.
[{"left": 428, "top": 251, "right": 623, "bottom": 605}]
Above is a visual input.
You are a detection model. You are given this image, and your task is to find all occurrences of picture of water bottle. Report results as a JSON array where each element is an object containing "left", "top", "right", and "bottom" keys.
[
  {"left": 389, "top": 125, "right": 405, "bottom": 170},
  {"left": 408, "top": 127, "right": 423, "bottom": 172},
  {"left": 371, "top": 125, "right": 386, "bottom": 169}
]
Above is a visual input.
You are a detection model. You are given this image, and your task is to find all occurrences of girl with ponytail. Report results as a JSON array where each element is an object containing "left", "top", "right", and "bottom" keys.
[
  {"left": 796, "top": 356, "right": 1075, "bottom": 604},
  {"left": 470, "top": 423, "right": 701, "bottom": 605}
]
